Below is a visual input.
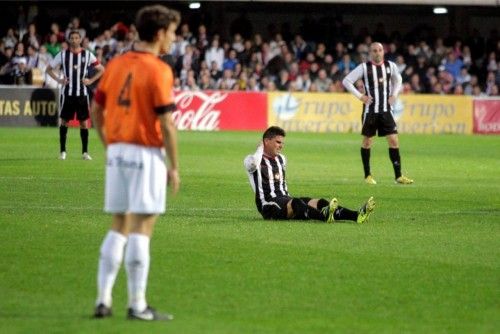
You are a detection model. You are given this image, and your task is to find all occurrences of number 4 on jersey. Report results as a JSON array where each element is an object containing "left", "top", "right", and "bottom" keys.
[{"left": 117, "top": 73, "right": 132, "bottom": 107}]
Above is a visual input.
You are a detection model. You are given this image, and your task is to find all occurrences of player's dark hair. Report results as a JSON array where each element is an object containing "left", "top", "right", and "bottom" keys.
[
  {"left": 263, "top": 126, "right": 286, "bottom": 140},
  {"left": 136, "top": 5, "right": 180, "bottom": 43}
]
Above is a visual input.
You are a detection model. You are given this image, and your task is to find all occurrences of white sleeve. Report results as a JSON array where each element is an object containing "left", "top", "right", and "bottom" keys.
[
  {"left": 342, "top": 64, "right": 364, "bottom": 99},
  {"left": 390, "top": 61, "right": 402, "bottom": 97},
  {"left": 243, "top": 143, "right": 263, "bottom": 173},
  {"left": 243, "top": 143, "right": 264, "bottom": 193},
  {"left": 49, "top": 52, "right": 62, "bottom": 68},
  {"left": 88, "top": 51, "right": 98, "bottom": 66}
]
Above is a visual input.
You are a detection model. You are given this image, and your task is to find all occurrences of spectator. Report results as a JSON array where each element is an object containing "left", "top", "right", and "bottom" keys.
[
  {"left": 443, "top": 51, "right": 464, "bottom": 80},
  {"left": 275, "top": 69, "right": 290, "bottom": 91},
  {"left": 12, "top": 57, "right": 32, "bottom": 85},
  {"left": 21, "top": 23, "right": 41, "bottom": 50},
  {"left": 461, "top": 45, "right": 473, "bottom": 68},
  {"left": 337, "top": 53, "right": 356, "bottom": 75},
  {"left": 485, "top": 71, "right": 497, "bottom": 95},
  {"left": 65, "top": 17, "right": 86, "bottom": 40},
  {"left": 294, "top": 70, "right": 312, "bottom": 92},
  {"left": 232, "top": 33, "right": 244, "bottom": 53},
  {"left": 456, "top": 66, "right": 472, "bottom": 86},
  {"left": 44, "top": 33, "right": 61, "bottom": 57},
  {"left": 3, "top": 28, "right": 18, "bottom": 49},
  {"left": 205, "top": 38, "right": 224, "bottom": 71},
  {"left": 314, "top": 68, "right": 332, "bottom": 92},
  {"left": 217, "top": 69, "right": 236, "bottom": 90},
  {"left": 46, "top": 22, "right": 65, "bottom": 43},
  {"left": 299, "top": 52, "right": 315, "bottom": 74},
  {"left": 385, "top": 42, "right": 399, "bottom": 62},
  {"left": 488, "top": 84, "right": 498, "bottom": 96},
  {"left": 223, "top": 49, "right": 239, "bottom": 71},
  {"left": 291, "top": 34, "right": 310, "bottom": 61},
  {"left": 171, "top": 34, "right": 188, "bottom": 59}
]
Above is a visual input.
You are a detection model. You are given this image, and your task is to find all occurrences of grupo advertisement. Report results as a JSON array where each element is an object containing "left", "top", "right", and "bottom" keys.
[
  {"left": 268, "top": 92, "right": 474, "bottom": 134},
  {"left": 268, "top": 92, "right": 362, "bottom": 133},
  {"left": 397, "top": 95, "right": 473, "bottom": 134},
  {"left": 0, "top": 86, "right": 59, "bottom": 126},
  {"left": 173, "top": 91, "right": 267, "bottom": 131},
  {"left": 473, "top": 99, "right": 500, "bottom": 134}
]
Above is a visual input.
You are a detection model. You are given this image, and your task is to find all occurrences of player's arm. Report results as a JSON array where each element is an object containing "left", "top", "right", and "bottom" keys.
[
  {"left": 244, "top": 142, "right": 263, "bottom": 173},
  {"left": 90, "top": 90, "right": 107, "bottom": 148},
  {"left": 83, "top": 54, "right": 105, "bottom": 86},
  {"left": 388, "top": 62, "right": 402, "bottom": 106},
  {"left": 84, "top": 63, "right": 105, "bottom": 86},
  {"left": 46, "top": 52, "right": 67, "bottom": 85},
  {"left": 342, "top": 64, "right": 372, "bottom": 104},
  {"left": 158, "top": 110, "right": 180, "bottom": 195}
]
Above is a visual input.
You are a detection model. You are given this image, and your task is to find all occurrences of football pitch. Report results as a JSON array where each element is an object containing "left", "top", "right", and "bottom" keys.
[{"left": 0, "top": 127, "right": 498, "bottom": 333}]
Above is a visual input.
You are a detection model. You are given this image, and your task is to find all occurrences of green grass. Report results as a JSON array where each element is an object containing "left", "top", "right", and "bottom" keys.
[{"left": 0, "top": 128, "right": 499, "bottom": 333}]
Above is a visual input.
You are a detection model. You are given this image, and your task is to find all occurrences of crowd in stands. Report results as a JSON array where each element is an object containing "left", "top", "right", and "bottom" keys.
[{"left": 0, "top": 11, "right": 499, "bottom": 97}]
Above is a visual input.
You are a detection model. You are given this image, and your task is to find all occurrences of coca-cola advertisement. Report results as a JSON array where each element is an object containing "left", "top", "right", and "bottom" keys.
[
  {"left": 172, "top": 91, "right": 267, "bottom": 131},
  {"left": 473, "top": 99, "right": 500, "bottom": 135}
]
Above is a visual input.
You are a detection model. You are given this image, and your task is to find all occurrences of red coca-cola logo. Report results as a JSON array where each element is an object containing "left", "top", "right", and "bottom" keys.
[{"left": 172, "top": 91, "right": 227, "bottom": 131}]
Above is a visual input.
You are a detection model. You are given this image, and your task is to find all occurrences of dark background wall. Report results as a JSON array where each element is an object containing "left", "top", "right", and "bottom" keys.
[{"left": 1, "top": 1, "right": 499, "bottom": 44}]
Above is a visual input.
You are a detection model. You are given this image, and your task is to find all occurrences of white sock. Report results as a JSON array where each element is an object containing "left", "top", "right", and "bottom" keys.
[
  {"left": 96, "top": 230, "right": 127, "bottom": 307},
  {"left": 125, "top": 233, "right": 150, "bottom": 312}
]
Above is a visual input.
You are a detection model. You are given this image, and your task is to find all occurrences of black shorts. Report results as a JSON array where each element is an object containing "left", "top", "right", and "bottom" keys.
[
  {"left": 259, "top": 196, "right": 312, "bottom": 220},
  {"left": 361, "top": 111, "right": 398, "bottom": 137},
  {"left": 60, "top": 95, "right": 90, "bottom": 122}
]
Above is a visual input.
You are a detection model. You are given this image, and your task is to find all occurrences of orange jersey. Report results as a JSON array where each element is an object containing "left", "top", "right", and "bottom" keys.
[{"left": 94, "top": 51, "right": 175, "bottom": 147}]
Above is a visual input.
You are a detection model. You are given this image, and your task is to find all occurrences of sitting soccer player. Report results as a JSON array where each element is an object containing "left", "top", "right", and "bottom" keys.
[{"left": 244, "top": 126, "right": 375, "bottom": 223}]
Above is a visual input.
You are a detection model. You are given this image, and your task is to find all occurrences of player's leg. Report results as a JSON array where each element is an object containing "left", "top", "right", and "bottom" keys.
[
  {"left": 382, "top": 112, "right": 413, "bottom": 184},
  {"left": 125, "top": 214, "right": 174, "bottom": 320},
  {"left": 361, "top": 112, "right": 377, "bottom": 184},
  {"left": 58, "top": 96, "right": 71, "bottom": 160},
  {"left": 356, "top": 196, "right": 376, "bottom": 224},
  {"left": 125, "top": 144, "right": 172, "bottom": 321},
  {"left": 95, "top": 214, "right": 129, "bottom": 318},
  {"left": 386, "top": 133, "right": 401, "bottom": 179},
  {"left": 78, "top": 96, "right": 91, "bottom": 160},
  {"left": 288, "top": 197, "right": 329, "bottom": 222},
  {"left": 95, "top": 144, "right": 129, "bottom": 318}
]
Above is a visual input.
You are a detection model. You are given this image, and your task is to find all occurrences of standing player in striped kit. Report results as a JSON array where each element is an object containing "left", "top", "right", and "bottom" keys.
[
  {"left": 342, "top": 42, "right": 413, "bottom": 185},
  {"left": 244, "top": 126, "right": 375, "bottom": 224},
  {"left": 46, "top": 30, "right": 104, "bottom": 161}
]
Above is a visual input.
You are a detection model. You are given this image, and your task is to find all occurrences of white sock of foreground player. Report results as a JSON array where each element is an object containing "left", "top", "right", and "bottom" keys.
[
  {"left": 96, "top": 230, "right": 127, "bottom": 307},
  {"left": 125, "top": 233, "right": 150, "bottom": 312}
]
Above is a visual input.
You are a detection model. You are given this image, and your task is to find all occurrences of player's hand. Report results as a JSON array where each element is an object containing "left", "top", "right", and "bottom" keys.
[
  {"left": 82, "top": 78, "right": 92, "bottom": 86},
  {"left": 388, "top": 96, "right": 396, "bottom": 106},
  {"left": 59, "top": 77, "right": 68, "bottom": 85},
  {"left": 360, "top": 95, "right": 373, "bottom": 105},
  {"left": 167, "top": 169, "right": 180, "bottom": 196}
]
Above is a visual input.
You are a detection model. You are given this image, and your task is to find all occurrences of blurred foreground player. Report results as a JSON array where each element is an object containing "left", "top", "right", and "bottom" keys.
[{"left": 90, "top": 5, "right": 180, "bottom": 321}]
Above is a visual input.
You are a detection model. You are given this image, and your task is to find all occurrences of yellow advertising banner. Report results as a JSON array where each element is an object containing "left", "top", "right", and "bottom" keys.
[
  {"left": 267, "top": 93, "right": 473, "bottom": 134},
  {"left": 397, "top": 95, "right": 473, "bottom": 134},
  {"left": 267, "top": 92, "right": 362, "bottom": 133}
]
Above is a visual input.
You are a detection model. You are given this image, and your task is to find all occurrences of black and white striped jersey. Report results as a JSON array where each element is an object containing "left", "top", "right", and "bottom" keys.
[
  {"left": 342, "top": 60, "right": 402, "bottom": 114},
  {"left": 49, "top": 49, "right": 99, "bottom": 97},
  {"left": 244, "top": 145, "right": 289, "bottom": 210}
]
